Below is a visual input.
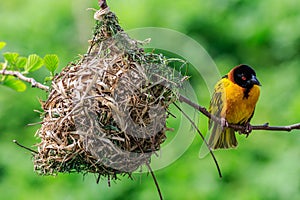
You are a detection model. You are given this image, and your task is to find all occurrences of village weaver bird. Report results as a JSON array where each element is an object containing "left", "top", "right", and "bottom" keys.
[{"left": 208, "top": 64, "right": 261, "bottom": 150}]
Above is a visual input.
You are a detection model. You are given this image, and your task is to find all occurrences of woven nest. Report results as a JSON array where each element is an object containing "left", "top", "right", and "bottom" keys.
[{"left": 34, "top": 9, "right": 184, "bottom": 179}]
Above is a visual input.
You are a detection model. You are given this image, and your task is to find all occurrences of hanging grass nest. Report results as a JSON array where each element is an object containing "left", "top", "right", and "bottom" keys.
[{"left": 34, "top": 6, "right": 185, "bottom": 179}]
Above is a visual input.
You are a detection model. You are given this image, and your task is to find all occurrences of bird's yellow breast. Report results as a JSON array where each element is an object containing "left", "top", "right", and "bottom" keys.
[{"left": 220, "top": 78, "right": 260, "bottom": 124}]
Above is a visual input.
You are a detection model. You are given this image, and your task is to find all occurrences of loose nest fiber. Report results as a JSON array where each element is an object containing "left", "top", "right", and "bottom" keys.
[{"left": 34, "top": 9, "right": 184, "bottom": 179}]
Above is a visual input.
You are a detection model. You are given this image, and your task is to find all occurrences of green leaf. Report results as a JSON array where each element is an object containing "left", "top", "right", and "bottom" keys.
[
  {"left": 2, "top": 76, "right": 27, "bottom": 92},
  {"left": 24, "top": 54, "right": 43, "bottom": 73},
  {"left": 43, "top": 54, "right": 59, "bottom": 74},
  {"left": 3, "top": 52, "right": 19, "bottom": 66},
  {"left": 16, "top": 57, "right": 27, "bottom": 69},
  {"left": 44, "top": 76, "right": 53, "bottom": 83},
  {"left": 0, "top": 42, "right": 6, "bottom": 50}
]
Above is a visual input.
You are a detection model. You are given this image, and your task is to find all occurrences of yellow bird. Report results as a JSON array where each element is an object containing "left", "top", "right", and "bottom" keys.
[{"left": 208, "top": 64, "right": 261, "bottom": 149}]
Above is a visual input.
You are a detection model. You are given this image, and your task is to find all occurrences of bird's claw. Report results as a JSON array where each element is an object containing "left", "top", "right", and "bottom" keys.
[{"left": 239, "top": 122, "right": 252, "bottom": 137}]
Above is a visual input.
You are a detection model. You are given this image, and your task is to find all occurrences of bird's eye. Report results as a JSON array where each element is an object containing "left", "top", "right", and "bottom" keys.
[{"left": 239, "top": 73, "right": 247, "bottom": 81}]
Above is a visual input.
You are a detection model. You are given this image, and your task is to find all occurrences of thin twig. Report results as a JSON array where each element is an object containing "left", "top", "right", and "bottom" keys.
[
  {"left": 146, "top": 162, "right": 163, "bottom": 200},
  {"left": 0, "top": 69, "right": 49, "bottom": 91},
  {"left": 178, "top": 94, "right": 300, "bottom": 133},
  {"left": 107, "top": 174, "right": 111, "bottom": 187},
  {"left": 251, "top": 123, "right": 300, "bottom": 131},
  {"left": 96, "top": 174, "right": 101, "bottom": 184},
  {"left": 173, "top": 103, "right": 222, "bottom": 178},
  {"left": 98, "top": 0, "right": 108, "bottom": 9},
  {"left": 13, "top": 140, "right": 38, "bottom": 154}
]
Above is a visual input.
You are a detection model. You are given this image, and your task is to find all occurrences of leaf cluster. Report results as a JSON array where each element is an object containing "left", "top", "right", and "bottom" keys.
[{"left": 0, "top": 42, "right": 58, "bottom": 92}]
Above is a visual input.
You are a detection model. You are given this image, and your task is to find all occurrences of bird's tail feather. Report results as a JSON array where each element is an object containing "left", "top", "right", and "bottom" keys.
[{"left": 208, "top": 124, "right": 238, "bottom": 150}]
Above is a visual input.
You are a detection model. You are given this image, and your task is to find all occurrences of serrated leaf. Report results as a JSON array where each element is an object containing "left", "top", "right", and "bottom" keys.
[
  {"left": 2, "top": 76, "right": 27, "bottom": 92},
  {"left": 16, "top": 57, "right": 27, "bottom": 69},
  {"left": 3, "top": 52, "right": 19, "bottom": 66},
  {"left": 43, "top": 54, "right": 59, "bottom": 74},
  {"left": 24, "top": 54, "right": 43, "bottom": 73},
  {"left": 0, "top": 42, "right": 6, "bottom": 50}
]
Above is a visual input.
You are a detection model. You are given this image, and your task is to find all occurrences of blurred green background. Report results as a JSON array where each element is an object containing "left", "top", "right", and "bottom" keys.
[{"left": 0, "top": 0, "right": 300, "bottom": 199}]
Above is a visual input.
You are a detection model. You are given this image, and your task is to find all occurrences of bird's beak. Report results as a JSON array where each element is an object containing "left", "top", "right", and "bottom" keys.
[{"left": 251, "top": 75, "right": 261, "bottom": 86}]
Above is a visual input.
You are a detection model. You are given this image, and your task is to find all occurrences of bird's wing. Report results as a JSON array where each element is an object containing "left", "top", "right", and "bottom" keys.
[
  {"left": 208, "top": 79, "right": 227, "bottom": 128},
  {"left": 207, "top": 78, "right": 229, "bottom": 149}
]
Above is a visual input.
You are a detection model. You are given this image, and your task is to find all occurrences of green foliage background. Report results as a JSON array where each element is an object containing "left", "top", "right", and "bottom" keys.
[{"left": 0, "top": 0, "right": 299, "bottom": 199}]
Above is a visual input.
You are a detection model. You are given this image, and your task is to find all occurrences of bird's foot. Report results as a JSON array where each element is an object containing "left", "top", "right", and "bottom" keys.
[
  {"left": 220, "top": 117, "right": 229, "bottom": 131},
  {"left": 238, "top": 122, "right": 252, "bottom": 137}
]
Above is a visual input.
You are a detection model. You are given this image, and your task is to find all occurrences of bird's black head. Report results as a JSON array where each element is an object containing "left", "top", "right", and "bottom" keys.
[{"left": 231, "top": 64, "right": 261, "bottom": 89}]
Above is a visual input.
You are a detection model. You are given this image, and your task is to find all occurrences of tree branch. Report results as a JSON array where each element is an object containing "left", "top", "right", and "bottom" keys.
[
  {"left": 251, "top": 123, "right": 300, "bottom": 132},
  {"left": 0, "top": 69, "right": 49, "bottom": 91},
  {"left": 178, "top": 94, "right": 300, "bottom": 133}
]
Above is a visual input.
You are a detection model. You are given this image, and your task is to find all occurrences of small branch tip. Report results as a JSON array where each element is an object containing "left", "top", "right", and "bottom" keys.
[
  {"left": 13, "top": 140, "right": 38, "bottom": 154},
  {"left": 98, "top": 0, "right": 108, "bottom": 9}
]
